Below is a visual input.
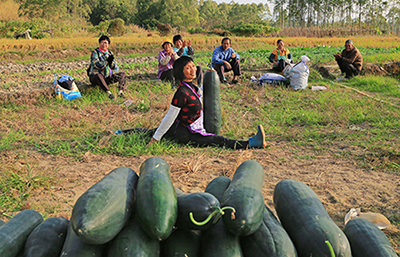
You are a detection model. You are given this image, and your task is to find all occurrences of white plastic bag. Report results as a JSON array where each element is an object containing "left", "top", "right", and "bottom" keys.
[
  {"left": 258, "top": 72, "right": 286, "bottom": 85},
  {"left": 289, "top": 55, "right": 310, "bottom": 90}
]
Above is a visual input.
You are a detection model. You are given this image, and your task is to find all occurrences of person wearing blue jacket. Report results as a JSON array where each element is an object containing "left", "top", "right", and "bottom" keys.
[{"left": 212, "top": 37, "right": 241, "bottom": 84}]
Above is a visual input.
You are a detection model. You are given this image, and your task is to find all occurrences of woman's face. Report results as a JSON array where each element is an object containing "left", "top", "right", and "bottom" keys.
[
  {"left": 99, "top": 40, "right": 109, "bottom": 51},
  {"left": 163, "top": 43, "right": 173, "bottom": 52},
  {"left": 182, "top": 61, "right": 197, "bottom": 81},
  {"left": 277, "top": 41, "right": 284, "bottom": 50},
  {"left": 175, "top": 39, "right": 183, "bottom": 49}
]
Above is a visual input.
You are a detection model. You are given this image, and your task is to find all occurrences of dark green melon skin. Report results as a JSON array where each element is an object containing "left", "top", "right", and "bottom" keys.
[
  {"left": 107, "top": 217, "right": 160, "bottom": 257},
  {"left": 0, "top": 220, "right": 4, "bottom": 227},
  {"left": 205, "top": 176, "right": 231, "bottom": 203},
  {"left": 71, "top": 166, "right": 139, "bottom": 245},
  {"left": 273, "top": 179, "right": 351, "bottom": 257},
  {"left": 160, "top": 229, "right": 200, "bottom": 257},
  {"left": 203, "top": 69, "right": 221, "bottom": 135},
  {"left": 175, "top": 192, "right": 220, "bottom": 231},
  {"left": 24, "top": 216, "right": 69, "bottom": 257},
  {"left": 343, "top": 218, "right": 397, "bottom": 257},
  {"left": 240, "top": 205, "right": 298, "bottom": 257},
  {"left": 200, "top": 219, "right": 243, "bottom": 257},
  {"left": 0, "top": 209, "right": 43, "bottom": 257},
  {"left": 60, "top": 223, "right": 105, "bottom": 256},
  {"left": 222, "top": 160, "right": 265, "bottom": 236},
  {"left": 136, "top": 157, "right": 177, "bottom": 241}
]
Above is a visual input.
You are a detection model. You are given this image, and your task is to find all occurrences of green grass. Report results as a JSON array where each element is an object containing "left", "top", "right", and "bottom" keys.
[{"left": 0, "top": 164, "right": 53, "bottom": 214}]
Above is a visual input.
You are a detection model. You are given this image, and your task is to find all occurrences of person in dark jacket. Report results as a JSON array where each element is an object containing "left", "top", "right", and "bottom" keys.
[
  {"left": 333, "top": 39, "right": 363, "bottom": 79},
  {"left": 88, "top": 35, "right": 127, "bottom": 99}
]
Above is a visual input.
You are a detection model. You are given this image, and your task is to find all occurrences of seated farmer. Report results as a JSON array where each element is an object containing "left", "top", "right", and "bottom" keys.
[
  {"left": 158, "top": 39, "right": 179, "bottom": 84},
  {"left": 333, "top": 39, "right": 363, "bottom": 79},
  {"left": 88, "top": 35, "right": 127, "bottom": 99},
  {"left": 212, "top": 37, "right": 241, "bottom": 84},
  {"left": 268, "top": 39, "right": 292, "bottom": 72},
  {"left": 173, "top": 34, "right": 203, "bottom": 86},
  {"left": 116, "top": 56, "right": 267, "bottom": 150}
]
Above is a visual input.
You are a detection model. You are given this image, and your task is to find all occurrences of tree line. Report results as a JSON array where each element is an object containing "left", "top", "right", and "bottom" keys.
[
  {"left": 6, "top": 0, "right": 400, "bottom": 37},
  {"left": 17, "top": 0, "right": 269, "bottom": 32},
  {"left": 272, "top": 0, "right": 400, "bottom": 34}
]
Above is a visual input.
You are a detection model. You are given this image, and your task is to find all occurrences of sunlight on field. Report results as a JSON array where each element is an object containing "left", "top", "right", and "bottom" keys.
[{"left": 0, "top": 35, "right": 399, "bottom": 54}]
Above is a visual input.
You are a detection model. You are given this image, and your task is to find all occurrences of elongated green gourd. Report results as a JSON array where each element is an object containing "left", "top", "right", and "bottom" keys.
[
  {"left": 60, "top": 223, "right": 105, "bottom": 256},
  {"left": 0, "top": 209, "right": 43, "bottom": 257},
  {"left": 71, "top": 166, "right": 139, "bottom": 244},
  {"left": 273, "top": 179, "right": 351, "bottom": 257},
  {"left": 205, "top": 176, "right": 231, "bottom": 203},
  {"left": 222, "top": 160, "right": 265, "bottom": 236},
  {"left": 161, "top": 229, "right": 200, "bottom": 257},
  {"left": 203, "top": 69, "right": 221, "bottom": 135},
  {"left": 201, "top": 219, "right": 243, "bottom": 257},
  {"left": 136, "top": 157, "right": 177, "bottom": 241},
  {"left": 107, "top": 217, "right": 160, "bottom": 257},
  {"left": 343, "top": 218, "right": 397, "bottom": 257},
  {"left": 24, "top": 216, "right": 69, "bottom": 257},
  {"left": 239, "top": 205, "right": 298, "bottom": 257}
]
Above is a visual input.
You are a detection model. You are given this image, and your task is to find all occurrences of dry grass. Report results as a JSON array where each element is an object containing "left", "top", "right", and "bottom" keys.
[{"left": 1, "top": 35, "right": 399, "bottom": 61}]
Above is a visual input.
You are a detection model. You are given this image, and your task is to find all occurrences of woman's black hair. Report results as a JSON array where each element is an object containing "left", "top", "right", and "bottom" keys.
[
  {"left": 99, "top": 35, "right": 111, "bottom": 44},
  {"left": 277, "top": 39, "right": 283, "bottom": 45},
  {"left": 173, "top": 34, "right": 183, "bottom": 44},
  {"left": 173, "top": 56, "right": 194, "bottom": 81}
]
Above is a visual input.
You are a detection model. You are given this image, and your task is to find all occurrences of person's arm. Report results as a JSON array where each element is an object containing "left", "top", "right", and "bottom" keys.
[
  {"left": 268, "top": 53, "right": 276, "bottom": 63},
  {"left": 152, "top": 105, "right": 181, "bottom": 141},
  {"left": 92, "top": 49, "right": 107, "bottom": 70},
  {"left": 108, "top": 51, "right": 119, "bottom": 71},
  {"left": 175, "top": 47, "right": 184, "bottom": 57},
  {"left": 212, "top": 46, "right": 225, "bottom": 65},
  {"left": 172, "top": 51, "right": 179, "bottom": 61},
  {"left": 342, "top": 48, "right": 359, "bottom": 65},
  {"left": 159, "top": 51, "right": 171, "bottom": 66},
  {"left": 187, "top": 46, "right": 194, "bottom": 55}
]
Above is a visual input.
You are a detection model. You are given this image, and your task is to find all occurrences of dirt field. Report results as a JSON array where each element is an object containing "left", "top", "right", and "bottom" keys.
[{"left": 1, "top": 56, "right": 399, "bottom": 253}]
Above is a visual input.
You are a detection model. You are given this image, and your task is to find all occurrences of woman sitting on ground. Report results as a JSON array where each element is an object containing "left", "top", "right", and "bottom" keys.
[
  {"left": 268, "top": 39, "right": 293, "bottom": 72},
  {"left": 158, "top": 39, "right": 179, "bottom": 84},
  {"left": 118, "top": 56, "right": 266, "bottom": 149}
]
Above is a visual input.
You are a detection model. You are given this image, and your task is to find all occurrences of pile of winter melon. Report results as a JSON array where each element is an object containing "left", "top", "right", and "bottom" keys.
[{"left": 0, "top": 157, "right": 397, "bottom": 257}]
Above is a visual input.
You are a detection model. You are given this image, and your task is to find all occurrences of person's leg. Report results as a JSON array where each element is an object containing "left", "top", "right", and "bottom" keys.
[
  {"left": 160, "top": 69, "right": 175, "bottom": 83},
  {"left": 230, "top": 59, "right": 241, "bottom": 81},
  {"left": 105, "top": 72, "right": 127, "bottom": 97},
  {"left": 165, "top": 125, "right": 249, "bottom": 149},
  {"left": 337, "top": 59, "right": 359, "bottom": 78},
  {"left": 213, "top": 64, "right": 226, "bottom": 83},
  {"left": 90, "top": 73, "right": 110, "bottom": 92},
  {"left": 196, "top": 65, "right": 203, "bottom": 86},
  {"left": 277, "top": 59, "right": 286, "bottom": 72}
]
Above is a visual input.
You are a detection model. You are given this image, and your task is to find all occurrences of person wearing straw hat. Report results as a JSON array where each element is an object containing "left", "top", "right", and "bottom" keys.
[
  {"left": 158, "top": 39, "right": 180, "bottom": 84},
  {"left": 88, "top": 35, "right": 127, "bottom": 99}
]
